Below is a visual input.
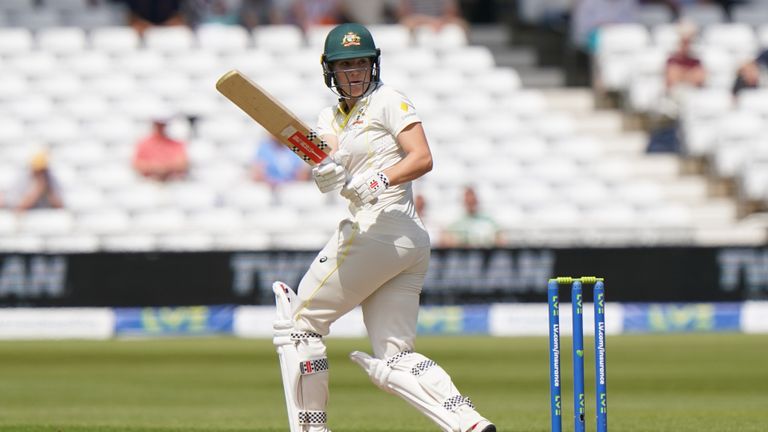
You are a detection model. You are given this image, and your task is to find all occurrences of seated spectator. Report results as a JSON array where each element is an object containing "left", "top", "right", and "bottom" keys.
[
  {"left": 6, "top": 150, "right": 64, "bottom": 212},
  {"left": 132, "top": 113, "right": 189, "bottom": 182},
  {"left": 442, "top": 186, "right": 501, "bottom": 248},
  {"left": 250, "top": 134, "right": 310, "bottom": 186},
  {"left": 665, "top": 20, "right": 706, "bottom": 96},
  {"left": 395, "top": 0, "right": 468, "bottom": 32},
  {"left": 122, "top": 0, "right": 187, "bottom": 35},
  {"left": 732, "top": 49, "right": 768, "bottom": 96},
  {"left": 414, "top": 192, "right": 442, "bottom": 245},
  {"left": 647, "top": 21, "right": 706, "bottom": 153}
]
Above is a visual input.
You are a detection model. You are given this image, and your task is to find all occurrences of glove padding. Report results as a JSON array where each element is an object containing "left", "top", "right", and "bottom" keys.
[
  {"left": 341, "top": 170, "right": 389, "bottom": 207},
  {"left": 312, "top": 160, "right": 346, "bottom": 193}
]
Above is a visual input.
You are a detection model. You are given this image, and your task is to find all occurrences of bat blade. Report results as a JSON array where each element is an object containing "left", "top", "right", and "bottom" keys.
[{"left": 215, "top": 70, "right": 330, "bottom": 166}]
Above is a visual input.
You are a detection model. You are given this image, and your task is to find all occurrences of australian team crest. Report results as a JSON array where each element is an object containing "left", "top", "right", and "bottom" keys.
[{"left": 341, "top": 32, "right": 361, "bottom": 47}]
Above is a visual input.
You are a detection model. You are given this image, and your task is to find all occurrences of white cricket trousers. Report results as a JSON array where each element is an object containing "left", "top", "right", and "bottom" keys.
[{"left": 294, "top": 219, "right": 430, "bottom": 359}]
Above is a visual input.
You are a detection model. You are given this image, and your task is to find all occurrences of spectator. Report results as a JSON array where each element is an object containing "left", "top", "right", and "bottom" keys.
[
  {"left": 132, "top": 113, "right": 189, "bottom": 182},
  {"left": 7, "top": 150, "right": 64, "bottom": 212},
  {"left": 647, "top": 21, "right": 705, "bottom": 152},
  {"left": 665, "top": 20, "right": 706, "bottom": 96},
  {"left": 395, "top": 0, "right": 469, "bottom": 32},
  {"left": 413, "top": 192, "right": 442, "bottom": 245},
  {"left": 121, "top": 0, "right": 187, "bottom": 35},
  {"left": 732, "top": 49, "right": 768, "bottom": 96},
  {"left": 250, "top": 134, "right": 310, "bottom": 186},
  {"left": 442, "top": 186, "right": 501, "bottom": 247}
]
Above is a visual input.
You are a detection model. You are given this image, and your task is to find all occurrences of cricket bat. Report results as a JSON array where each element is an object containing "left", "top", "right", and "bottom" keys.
[{"left": 215, "top": 70, "right": 331, "bottom": 166}]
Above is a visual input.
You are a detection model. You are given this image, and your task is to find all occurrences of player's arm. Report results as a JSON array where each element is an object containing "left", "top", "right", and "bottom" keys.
[{"left": 382, "top": 122, "right": 433, "bottom": 187}]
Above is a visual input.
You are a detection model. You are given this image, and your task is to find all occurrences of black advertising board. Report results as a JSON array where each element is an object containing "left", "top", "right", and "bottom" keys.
[{"left": 0, "top": 247, "right": 766, "bottom": 307}]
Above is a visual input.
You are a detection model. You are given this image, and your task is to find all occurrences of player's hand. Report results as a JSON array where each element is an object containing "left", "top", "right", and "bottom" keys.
[
  {"left": 312, "top": 160, "right": 346, "bottom": 193},
  {"left": 341, "top": 169, "right": 389, "bottom": 207}
]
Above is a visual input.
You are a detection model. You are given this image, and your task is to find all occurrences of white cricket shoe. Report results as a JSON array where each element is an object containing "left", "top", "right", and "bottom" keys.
[{"left": 467, "top": 419, "right": 496, "bottom": 432}]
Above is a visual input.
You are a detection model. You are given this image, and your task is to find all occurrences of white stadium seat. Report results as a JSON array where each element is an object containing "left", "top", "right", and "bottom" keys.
[
  {"left": 0, "top": 28, "right": 33, "bottom": 56},
  {"left": 253, "top": 25, "right": 304, "bottom": 51},
  {"left": 90, "top": 26, "right": 140, "bottom": 53},
  {"left": 197, "top": 24, "right": 250, "bottom": 54},
  {"left": 144, "top": 26, "right": 196, "bottom": 53},
  {"left": 36, "top": 27, "right": 87, "bottom": 55}
]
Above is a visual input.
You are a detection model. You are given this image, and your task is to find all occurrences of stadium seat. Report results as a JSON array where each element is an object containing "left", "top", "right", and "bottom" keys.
[
  {"left": 187, "top": 208, "right": 244, "bottom": 234},
  {"left": 414, "top": 24, "right": 467, "bottom": 50},
  {"left": 144, "top": 26, "right": 196, "bottom": 54},
  {"left": 133, "top": 208, "right": 187, "bottom": 234},
  {"left": 0, "top": 211, "right": 18, "bottom": 235},
  {"left": 117, "top": 50, "right": 166, "bottom": 78},
  {"left": 737, "top": 88, "right": 768, "bottom": 115},
  {"left": 33, "top": 117, "right": 81, "bottom": 146},
  {"left": 64, "top": 51, "right": 111, "bottom": 78},
  {"left": 17, "top": 209, "right": 74, "bottom": 235},
  {"left": 8, "top": 52, "right": 57, "bottom": 78},
  {"left": 0, "top": 118, "right": 26, "bottom": 145},
  {"left": 214, "top": 232, "right": 271, "bottom": 250},
  {"left": 156, "top": 233, "right": 214, "bottom": 251},
  {"left": 46, "top": 234, "right": 100, "bottom": 253},
  {"left": 62, "top": 185, "right": 105, "bottom": 212},
  {"left": 101, "top": 234, "right": 157, "bottom": 252},
  {"left": 596, "top": 24, "right": 651, "bottom": 91},
  {"left": 306, "top": 24, "right": 337, "bottom": 49},
  {"left": 170, "top": 51, "right": 220, "bottom": 78},
  {"left": 253, "top": 25, "right": 304, "bottom": 51},
  {"left": 701, "top": 23, "right": 758, "bottom": 64},
  {"left": 76, "top": 209, "right": 130, "bottom": 235},
  {"left": 274, "top": 182, "right": 329, "bottom": 210},
  {"left": 197, "top": 23, "right": 250, "bottom": 54},
  {"left": 36, "top": 27, "right": 87, "bottom": 55},
  {"left": 220, "top": 183, "right": 273, "bottom": 211},
  {"left": 440, "top": 46, "right": 495, "bottom": 73},
  {"left": 90, "top": 26, "right": 140, "bottom": 53},
  {"left": 0, "top": 235, "right": 44, "bottom": 253},
  {"left": 166, "top": 182, "right": 219, "bottom": 212},
  {"left": 367, "top": 24, "right": 412, "bottom": 51},
  {"left": 0, "top": 28, "right": 33, "bottom": 56}
]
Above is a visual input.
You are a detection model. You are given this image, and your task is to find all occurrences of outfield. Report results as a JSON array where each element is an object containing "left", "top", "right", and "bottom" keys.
[{"left": 0, "top": 334, "right": 766, "bottom": 431}]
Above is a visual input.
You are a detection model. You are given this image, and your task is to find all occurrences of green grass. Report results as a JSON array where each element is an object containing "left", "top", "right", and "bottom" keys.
[{"left": 0, "top": 334, "right": 766, "bottom": 431}]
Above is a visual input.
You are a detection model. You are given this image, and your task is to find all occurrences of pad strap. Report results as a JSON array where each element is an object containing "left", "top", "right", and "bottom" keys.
[
  {"left": 291, "top": 331, "right": 323, "bottom": 340},
  {"left": 299, "top": 358, "right": 329, "bottom": 375},
  {"left": 298, "top": 410, "right": 327, "bottom": 425},
  {"left": 443, "top": 395, "right": 475, "bottom": 412}
]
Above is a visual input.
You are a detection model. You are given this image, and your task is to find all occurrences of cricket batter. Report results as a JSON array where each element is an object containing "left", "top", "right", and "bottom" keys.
[{"left": 271, "top": 23, "right": 496, "bottom": 432}]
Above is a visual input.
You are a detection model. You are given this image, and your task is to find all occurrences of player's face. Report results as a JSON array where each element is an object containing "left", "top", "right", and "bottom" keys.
[{"left": 332, "top": 57, "right": 372, "bottom": 98}]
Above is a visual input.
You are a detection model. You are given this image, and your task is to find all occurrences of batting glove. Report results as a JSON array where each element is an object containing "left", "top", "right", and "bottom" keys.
[
  {"left": 341, "top": 170, "right": 389, "bottom": 207},
  {"left": 312, "top": 160, "right": 347, "bottom": 193}
]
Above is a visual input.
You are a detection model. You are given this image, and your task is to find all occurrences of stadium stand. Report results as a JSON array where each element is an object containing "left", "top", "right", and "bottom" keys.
[{"left": 0, "top": 0, "right": 766, "bottom": 253}]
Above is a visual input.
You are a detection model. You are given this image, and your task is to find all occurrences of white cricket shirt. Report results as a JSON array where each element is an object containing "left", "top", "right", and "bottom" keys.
[{"left": 316, "top": 83, "right": 430, "bottom": 248}]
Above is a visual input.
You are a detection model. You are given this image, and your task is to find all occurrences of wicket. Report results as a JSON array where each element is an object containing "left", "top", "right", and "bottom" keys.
[{"left": 548, "top": 276, "right": 607, "bottom": 432}]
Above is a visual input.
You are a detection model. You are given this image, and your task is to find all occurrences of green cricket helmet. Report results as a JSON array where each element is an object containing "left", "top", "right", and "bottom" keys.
[{"left": 321, "top": 23, "right": 381, "bottom": 97}]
